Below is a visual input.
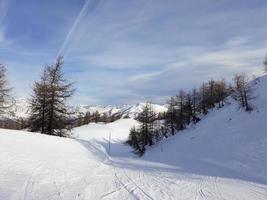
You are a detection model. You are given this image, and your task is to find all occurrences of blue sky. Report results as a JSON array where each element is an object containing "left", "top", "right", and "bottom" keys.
[{"left": 0, "top": 0, "right": 267, "bottom": 105}]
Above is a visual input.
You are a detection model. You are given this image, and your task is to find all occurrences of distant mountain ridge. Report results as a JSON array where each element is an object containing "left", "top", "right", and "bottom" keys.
[{"left": 5, "top": 100, "right": 167, "bottom": 120}]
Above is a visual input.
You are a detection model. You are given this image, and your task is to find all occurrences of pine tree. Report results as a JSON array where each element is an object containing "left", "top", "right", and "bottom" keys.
[
  {"left": 101, "top": 113, "right": 108, "bottom": 123},
  {"left": 29, "top": 67, "right": 49, "bottom": 133},
  {"left": 29, "top": 56, "right": 75, "bottom": 136},
  {"left": 215, "top": 79, "right": 228, "bottom": 108},
  {"left": 47, "top": 56, "right": 75, "bottom": 136},
  {"left": 126, "top": 102, "right": 156, "bottom": 156},
  {"left": 93, "top": 111, "right": 100, "bottom": 123},
  {"left": 126, "top": 126, "right": 145, "bottom": 156},
  {"left": 136, "top": 102, "right": 156, "bottom": 146},
  {"left": 184, "top": 92, "right": 193, "bottom": 125},
  {"left": 200, "top": 83, "right": 208, "bottom": 114},
  {"left": 0, "top": 64, "right": 13, "bottom": 115},
  {"left": 191, "top": 88, "right": 201, "bottom": 123},
  {"left": 176, "top": 90, "right": 187, "bottom": 130},
  {"left": 233, "top": 74, "right": 253, "bottom": 111},
  {"left": 84, "top": 112, "right": 91, "bottom": 124},
  {"left": 165, "top": 97, "right": 177, "bottom": 135},
  {"left": 206, "top": 79, "right": 216, "bottom": 108}
]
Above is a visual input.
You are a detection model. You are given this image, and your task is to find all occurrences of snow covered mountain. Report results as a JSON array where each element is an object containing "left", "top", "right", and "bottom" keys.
[
  {"left": 69, "top": 102, "right": 167, "bottom": 119},
  {"left": 0, "top": 75, "right": 266, "bottom": 199},
  {"left": 7, "top": 100, "right": 167, "bottom": 120}
]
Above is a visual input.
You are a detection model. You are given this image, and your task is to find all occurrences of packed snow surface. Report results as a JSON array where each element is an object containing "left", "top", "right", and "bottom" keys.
[{"left": 0, "top": 75, "right": 267, "bottom": 199}]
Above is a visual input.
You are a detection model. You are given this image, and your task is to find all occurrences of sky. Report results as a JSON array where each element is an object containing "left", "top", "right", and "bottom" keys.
[{"left": 0, "top": 0, "right": 267, "bottom": 105}]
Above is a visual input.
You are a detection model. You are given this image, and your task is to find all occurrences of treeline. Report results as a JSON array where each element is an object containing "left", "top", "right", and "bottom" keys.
[
  {"left": 126, "top": 74, "right": 255, "bottom": 156},
  {"left": 0, "top": 118, "right": 26, "bottom": 130},
  {"left": 71, "top": 111, "right": 123, "bottom": 127}
]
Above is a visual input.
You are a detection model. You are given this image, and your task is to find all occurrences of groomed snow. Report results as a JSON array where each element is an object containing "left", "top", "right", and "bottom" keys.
[{"left": 0, "top": 75, "right": 267, "bottom": 199}]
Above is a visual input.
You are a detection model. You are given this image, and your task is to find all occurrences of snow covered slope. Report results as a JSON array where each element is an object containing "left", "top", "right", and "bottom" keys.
[{"left": 0, "top": 75, "right": 267, "bottom": 200}]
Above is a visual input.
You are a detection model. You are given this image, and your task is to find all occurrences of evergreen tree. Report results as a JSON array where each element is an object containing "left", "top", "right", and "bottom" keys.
[
  {"left": 165, "top": 97, "right": 177, "bottom": 135},
  {"left": 176, "top": 90, "right": 187, "bottom": 130},
  {"left": 214, "top": 79, "right": 228, "bottom": 108},
  {"left": 101, "top": 113, "right": 108, "bottom": 123},
  {"left": 0, "top": 64, "right": 13, "bottom": 115},
  {"left": 84, "top": 112, "right": 91, "bottom": 124},
  {"left": 29, "top": 56, "right": 75, "bottom": 136},
  {"left": 126, "top": 102, "right": 156, "bottom": 156},
  {"left": 126, "top": 126, "right": 145, "bottom": 156},
  {"left": 47, "top": 56, "right": 75, "bottom": 136},
  {"left": 93, "top": 111, "right": 100, "bottom": 123},
  {"left": 184, "top": 92, "right": 193, "bottom": 125},
  {"left": 232, "top": 74, "right": 253, "bottom": 111},
  {"left": 191, "top": 88, "right": 201, "bottom": 123},
  {"left": 136, "top": 102, "right": 156, "bottom": 146},
  {"left": 206, "top": 79, "right": 216, "bottom": 108},
  {"left": 29, "top": 67, "right": 49, "bottom": 133},
  {"left": 200, "top": 83, "right": 208, "bottom": 114},
  {"left": 77, "top": 114, "right": 84, "bottom": 127}
]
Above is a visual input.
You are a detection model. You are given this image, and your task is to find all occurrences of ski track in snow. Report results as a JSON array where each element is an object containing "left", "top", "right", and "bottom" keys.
[{"left": 0, "top": 131, "right": 266, "bottom": 200}]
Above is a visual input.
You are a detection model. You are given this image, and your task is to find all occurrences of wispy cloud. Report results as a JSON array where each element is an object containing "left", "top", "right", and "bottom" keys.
[
  {"left": 2, "top": 0, "right": 267, "bottom": 105},
  {"left": 125, "top": 42, "right": 267, "bottom": 99},
  {"left": 58, "top": 0, "right": 101, "bottom": 57},
  {"left": 0, "top": 0, "right": 8, "bottom": 43}
]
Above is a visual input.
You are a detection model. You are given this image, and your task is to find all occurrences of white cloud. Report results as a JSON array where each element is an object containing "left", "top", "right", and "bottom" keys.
[
  {"left": 124, "top": 43, "right": 267, "bottom": 101},
  {"left": 225, "top": 37, "right": 249, "bottom": 47}
]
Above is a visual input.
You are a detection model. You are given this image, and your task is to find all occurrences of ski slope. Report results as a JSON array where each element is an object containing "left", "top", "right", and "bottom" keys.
[{"left": 0, "top": 76, "right": 267, "bottom": 199}]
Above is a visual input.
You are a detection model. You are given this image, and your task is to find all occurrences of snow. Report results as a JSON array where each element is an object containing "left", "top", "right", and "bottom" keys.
[
  {"left": 68, "top": 102, "right": 167, "bottom": 119},
  {"left": 7, "top": 100, "right": 167, "bottom": 120},
  {"left": 0, "top": 75, "right": 267, "bottom": 199}
]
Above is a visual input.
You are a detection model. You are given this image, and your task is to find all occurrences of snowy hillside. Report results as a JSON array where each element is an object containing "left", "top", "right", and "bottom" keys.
[{"left": 0, "top": 75, "right": 267, "bottom": 199}]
